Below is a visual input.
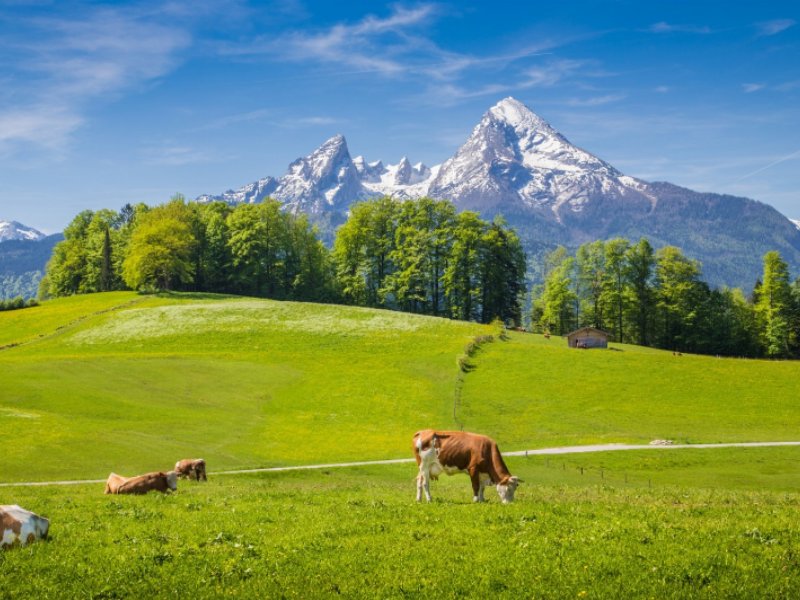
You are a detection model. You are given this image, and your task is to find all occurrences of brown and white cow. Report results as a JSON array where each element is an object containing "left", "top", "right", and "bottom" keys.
[
  {"left": 104, "top": 472, "right": 128, "bottom": 494},
  {"left": 1, "top": 505, "right": 50, "bottom": 548},
  {"left": 174, "top": 458, "right": 207, "bottom": 481},
  {"left": 413, "top": 430, "right": 521, "bottom": 503},
  {"left": 104, "top": 471, "right": 178, "bottom": 495}
]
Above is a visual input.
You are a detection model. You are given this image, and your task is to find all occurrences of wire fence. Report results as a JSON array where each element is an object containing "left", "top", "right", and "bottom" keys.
[{"left": 528, "top": 453, "right": 656, "bottom": 488}]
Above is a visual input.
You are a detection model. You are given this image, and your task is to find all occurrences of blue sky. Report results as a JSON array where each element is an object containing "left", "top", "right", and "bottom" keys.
[{"left": 1, "top": 0, "right": 798, "bottom": 233}]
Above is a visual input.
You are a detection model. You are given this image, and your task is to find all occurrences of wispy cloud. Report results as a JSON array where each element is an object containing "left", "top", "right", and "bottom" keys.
[
  {"left": 142, "top": 142, "right": 218, "bottom": 166},
  {"left": 0, "top": 106, "right": 83, "bottom": 152},
  {"left": 280, "top": 116, "right": 341, "bottom": 127},
  {"left": 223, "top": 4, "right": 439, "bottom": 76},
  {"left": 221, "top": 4, "right": 581, "bottom": 106},
  {"left": 648, "top": 22, "right": 712, "bottom": 34},
  {"left": 728, "top": 148, "right": 800, "bottom": 183},
  {"left": 0, "top": 5, "right": 191, "bottom": 155},
  {"left": 194, "top": 109, "right": 275, "bottom": 132},
  {"left": 566, "top": 94, "right": 626, "bottom": 107},
  {"left": 755, "top": 19, "right": 796, "bottom": 36},
  {"left": 742, "top": 83, "right": 766, "bottom": 93},
  {"left": 742, "top": 80, "right": 800, "bottom": 93}
]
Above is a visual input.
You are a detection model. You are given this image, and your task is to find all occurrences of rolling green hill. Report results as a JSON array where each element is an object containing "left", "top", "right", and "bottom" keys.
[
  {"left": 1, "top": 291, "right": 798, "bottom": 483},
  {"left": 3, "top": 292, "right": 800, "bottom": 598}
]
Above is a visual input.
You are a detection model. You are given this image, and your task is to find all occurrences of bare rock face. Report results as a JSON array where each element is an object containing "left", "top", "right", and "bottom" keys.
[{"left": 1, "top": 505, "right": 50, "bottom": 548}]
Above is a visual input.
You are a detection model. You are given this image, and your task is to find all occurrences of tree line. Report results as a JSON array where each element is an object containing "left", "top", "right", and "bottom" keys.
[
  {"left": 42, "top": 196, "right": 527, "bottom": 325},
  {"left": 531, "top": 238, "right": 800, "bottom": 358}
]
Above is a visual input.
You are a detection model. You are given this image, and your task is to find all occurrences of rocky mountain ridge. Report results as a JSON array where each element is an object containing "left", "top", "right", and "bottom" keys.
[{"left": 188, "top": 98, "right": 800, "bottom": 288}]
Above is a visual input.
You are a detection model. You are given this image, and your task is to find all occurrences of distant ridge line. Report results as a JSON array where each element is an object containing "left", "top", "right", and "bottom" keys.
[{"left": 2, "top": 441, "right": 799, "bottom": 487}]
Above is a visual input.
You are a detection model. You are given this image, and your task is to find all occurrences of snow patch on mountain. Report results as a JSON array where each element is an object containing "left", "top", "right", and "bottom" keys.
[
  {"left": 791, "top": 218, "right": 800, "bottom": 231},
  {"left": 0, "top": 220, "right": 45, "bottom": 242},
  {"left": 197, "top": 177, "right": 278, "bottom": 205}
]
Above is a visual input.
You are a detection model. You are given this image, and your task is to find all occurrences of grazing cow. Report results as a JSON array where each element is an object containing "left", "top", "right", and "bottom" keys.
[
  {"left": 413, "top": 430, "right": 522, "bottom": 503},
  {"left": 174, "top": 458, "right": 207, "bottom": 481},
  {"left": 105, "top": 471, "right": 178, "bottom": 495},
  {"left": 1, "top": 505, "right": 49, "bottom": 548}
]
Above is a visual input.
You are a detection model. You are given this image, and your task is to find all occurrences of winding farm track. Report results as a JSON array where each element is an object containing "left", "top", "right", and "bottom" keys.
[{"left": 2, "top": 441, "right": 799, "bottom": 488}]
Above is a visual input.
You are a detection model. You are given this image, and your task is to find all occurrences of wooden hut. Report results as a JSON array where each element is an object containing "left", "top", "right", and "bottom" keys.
[{"left": 566, "top": 327, "right": 610, "bottom": 349}]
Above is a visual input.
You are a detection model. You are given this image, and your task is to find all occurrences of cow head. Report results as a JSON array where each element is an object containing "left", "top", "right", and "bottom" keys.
[
  {"left": 496, "top": 476, "right": 521, "bottom": 503},
  {"left": 165, "top": 471, "right": 178, "bottom": 491}
]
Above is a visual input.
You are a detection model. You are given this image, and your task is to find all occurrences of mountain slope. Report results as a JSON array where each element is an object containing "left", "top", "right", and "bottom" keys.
[{"left": 0, "top": 230, "right": 63, "bottom": 299}]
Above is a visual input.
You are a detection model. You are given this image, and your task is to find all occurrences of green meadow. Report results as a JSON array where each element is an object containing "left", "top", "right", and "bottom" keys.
[{"left": 1, "top": 292, "right": 799, "bottom": 597}]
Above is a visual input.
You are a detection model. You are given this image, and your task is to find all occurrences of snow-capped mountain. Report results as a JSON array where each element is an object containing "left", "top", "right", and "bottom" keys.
[
  {"left": 200, "top": 136, "right": 437, "bottom": 213},
  {"left": 197, "top": 97, "right": 800, "bottom": 288},
  {"left": 791, "top": 218, "right": 800, "bottom": 231},
  {"left": 428, "top": 97, "right": 655, "bottom": 222},
  {"left": 0, "top": 220, "right": 45, "bottom": 242}
]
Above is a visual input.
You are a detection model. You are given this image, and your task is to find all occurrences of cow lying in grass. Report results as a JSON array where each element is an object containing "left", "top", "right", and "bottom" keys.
[
  {"left": 413, "top": 429, "right": 521, "bottom": 503},
  {"left": 174, "top": 458, "right": 207, "bottom": 481},
  {"left": 1, "top": 505, "right": 50, "bottom": 548},
  {"left": 104, "top": 471, "right": 178, "bottom": 495}
]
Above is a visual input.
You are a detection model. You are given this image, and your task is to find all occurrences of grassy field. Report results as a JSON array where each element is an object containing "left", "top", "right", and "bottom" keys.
[
  {"left": 0, "top": 292, "right": 487, "bottom": 480},
  {"left": 460, "top": 330, "right": 800, "bottom": 448},
  {"left": 2, "top": 292, "right": 798, "bottom": 482},
  {"left": 2, "top": 454, "right": 799, "bottom": 599},
  {"left": 2, "top": 292, "right": 799, "bottom": 597}
]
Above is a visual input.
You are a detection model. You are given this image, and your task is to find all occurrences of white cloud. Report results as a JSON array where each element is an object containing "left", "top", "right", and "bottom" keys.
[
  {"left": 742, "top": 83, "right": 766, "bottom": 93},
  {"left": 648, "top": 22, "right": 712, "bottom": 34},
  {"left": 566, "top": 94, "right": 626, "bottom": 107},
  {"left": 0, "top": 106, "right": 82, "bottom": 153},
  {"left": 143, "top": 143, "right": 217, "bottom": 166},
  {"left": 1, "top": 6, "right": 191, "bottom": 154},
  {"left": 225, "top": 4, "right": 439, "bottom": 77},
  {"left": 755, "top": 19, "right": 796, "bottom": 36}
]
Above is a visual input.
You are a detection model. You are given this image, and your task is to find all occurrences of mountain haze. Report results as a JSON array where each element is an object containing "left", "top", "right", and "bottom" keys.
[{"left": 193, "top": 97, "right": 797, "bottom": 289}]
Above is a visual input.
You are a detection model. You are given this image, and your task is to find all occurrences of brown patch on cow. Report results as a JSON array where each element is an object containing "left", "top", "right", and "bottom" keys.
[
  {"left": 1, "top": 512, "right": 21, "bottom": 535},
  {"left": 26, "top": 532, "right": 36, "bottom": 545},
  {"left": 116, "top": 471, "right": 174, "bottom": 495}
]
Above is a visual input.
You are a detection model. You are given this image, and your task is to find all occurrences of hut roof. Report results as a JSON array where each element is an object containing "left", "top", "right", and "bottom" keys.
[{"left": 566, "top": 327, "right": 610, "bottom": 338}]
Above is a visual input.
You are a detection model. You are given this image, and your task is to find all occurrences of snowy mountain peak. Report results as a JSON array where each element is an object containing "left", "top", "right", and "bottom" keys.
[
  {"left": 0, "top": 220, "right": 45, "bottom": 242},
  {"left": 488, "top": 96, "right": 554, "bottom": 133},
  {"left": 428, "top": 97, "right": 638, "bottom": 219},
  {"left": 273, "top": 134, "right": 367, "bottom": 213}
]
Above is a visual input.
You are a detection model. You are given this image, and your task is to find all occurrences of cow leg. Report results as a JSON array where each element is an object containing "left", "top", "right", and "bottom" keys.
[
  {"left": 469, "top": 469, "right": 482, "bottom": 502},
  {"left": 478, "top": 478, "right": 487, "bottom": 503},
  {"left": 416, "top": 468, "right": 432, "bottom": 502}
]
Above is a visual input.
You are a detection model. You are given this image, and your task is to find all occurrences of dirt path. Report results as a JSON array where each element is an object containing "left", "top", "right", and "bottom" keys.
[{"left": 2, "top": 441, "right": 799, "bottom": 488}]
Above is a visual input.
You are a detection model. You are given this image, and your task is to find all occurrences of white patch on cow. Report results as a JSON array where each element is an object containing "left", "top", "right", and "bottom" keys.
[
  {"left": 2, "top": 528, "right": 17, "bottom": 546},
  {"left": 166, "top": 471, "right": 178, "bottom": 491},
  {"left": 0, "top": 505, "right": 49, "bottom": 547},
  {"left": 496, "top": 476, "right": 521, "bottom": 504}
]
